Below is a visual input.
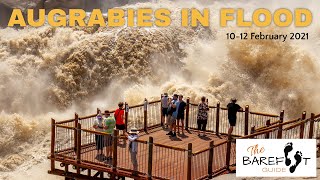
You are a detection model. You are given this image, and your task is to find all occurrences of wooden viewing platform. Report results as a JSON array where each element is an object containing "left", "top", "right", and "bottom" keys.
[{"left": 48, "top": 96, "right": 320, "bottom": 180}]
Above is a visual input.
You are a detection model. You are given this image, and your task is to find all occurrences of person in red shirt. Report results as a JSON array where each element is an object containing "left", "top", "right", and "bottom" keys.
[{"left": 115, "top": 102, "right": 125, "bottom": 143}]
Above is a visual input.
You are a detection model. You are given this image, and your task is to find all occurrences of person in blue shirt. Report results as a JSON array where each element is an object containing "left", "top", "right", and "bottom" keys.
[{"left": 166, "top": 94, "right": 178, "bottom": 137}]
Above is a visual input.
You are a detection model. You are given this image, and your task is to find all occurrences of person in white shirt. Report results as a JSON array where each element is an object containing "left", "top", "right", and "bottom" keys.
[
  {"left": 93, "top": 114, "right": 106, "bottom": 156},
  {"left": 161, "top": 93, "right": 169, "bottom": 127},
  {"left": 128, "top": 127, "right": 139, "bottom": 175}
]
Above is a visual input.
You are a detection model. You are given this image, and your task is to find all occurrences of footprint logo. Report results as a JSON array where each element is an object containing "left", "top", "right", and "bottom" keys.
[
  {"left": 289, "top": 151, "right": 302, "bottom": 173},
  {"left": 284, "top": 142, "right": 293, "bottom": 166}
]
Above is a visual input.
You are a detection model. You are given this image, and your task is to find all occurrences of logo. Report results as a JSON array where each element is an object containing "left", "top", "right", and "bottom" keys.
[{"left": 236, "top": 139, "right": 316, "bottom": 177}]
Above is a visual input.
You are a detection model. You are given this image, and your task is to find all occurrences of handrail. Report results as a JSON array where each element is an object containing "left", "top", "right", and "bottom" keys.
[
  {"left": 255, "top": 120, "right": 281, "bottom": 131},
  {"left": 283, "top": 118, "right": 311, "bottom": 131},
  {"left": 56, "top": 124, "right": 75, "bottom": 130},
  {"left": 79, "top": 109, "right": 116, "bottom": 120},
  {"left": 79, "top": 114, "right": 97, "bottom": 120},
  {"left": 129, "top": 103, "right": 145, "bottom": 109},
  {"left": 129, "top": 99, "right": 161, "bottom": 109},
  {"left": 249, "top": 111, "right": 279, "bottom": 117},
  {"left": 214, "top": 140, "right": 229, "bottom": 147},
  {"left": 193, "top": 148, "right": 209, "bottom": 156},
  {"left": 254, "top": 118, "right": 301, "bottom": 132},
  {"left": 220, "top": 107, "right": 227, "bottom": 110},
  {"left": 189, "top": 102, "right": 199, "bottom": 106},
  {"left": 149, "top": 100, "right": 161, "bottom": 105},
  {"left": 55, "top": 118, "right": 75, "bottom": 125},
  {"left": 270, "top": 120, "right": 281, "bottom": 125},
  {"left": 209, "top": 105, "right": 217, "bottom": 108},
  {"left": 240, "top": 128, "right": 276, "bottom": 139}
]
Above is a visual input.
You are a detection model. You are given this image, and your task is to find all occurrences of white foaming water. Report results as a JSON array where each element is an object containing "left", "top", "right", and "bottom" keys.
[{"left": 0, "top": 0, "right": 320, "bottom": 179}]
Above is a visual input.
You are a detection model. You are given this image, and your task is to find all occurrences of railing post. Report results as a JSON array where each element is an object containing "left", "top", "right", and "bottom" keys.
[
  {"left": 300, "top": 111, "right": 306, "bottom": 139},
  {"left": 309, "top": 113, "right": 315, "bottom": 139},
  {"left": 187, "top": 143, "right": 192, "bottom": 180},
  {"left": 144, "top": 98, "right": 148, "bottom": 132},
  {"left": 185, "top": 98, "right": 190, "bottom": 130},
  {"left": 50, "top": 118, "right": 56, "bottom": 172},
  {"left": 265, "top": 120, "right": 271, "bottom": 139},
  {"left": 76, "top": 123, "right": 81, "bottom": 174},
  {"left": 277, "top": 110, "right": 284, "bottom": 139},
  {"left": 112, "top": 130, "right": 119, "bottom": 179},
  {"left": 302, "top": 111, "right": 307, "bottom": 120},
  {"left": 147, "top": 137, "right": 153, "bottom": 180},
  {"left": 74, "top": 113, "right": 78, "bottom": 152},
  {"left": 160, "top": 94, "right": 163, "bottom": 126},
  {"left": 65, "top": 164, "right": 69, "bottom": 176},
  {"left": 216, "top": 102, "right": 220, "bottom": 134},
  {"left": 208, "top": 141, "right": 214, "bottom": 178},
  {"left": 244, "top": 105, "right": 249, "bottom": 136},
  {"left": 226, "top": 136, "right": 232, "bottom": 170},
  {"left": 125, "top": 103, "right": 129, "bottom": 132}
]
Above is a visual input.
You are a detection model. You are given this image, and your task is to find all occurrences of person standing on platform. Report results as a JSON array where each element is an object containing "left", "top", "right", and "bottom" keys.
[
  {"left": 176, "top": 94, "right": 187, "bottom": 134},
  {"left": 128, "top": 127, "right": 140, "bottom": 176},
  {"left": 166, "top": 94, "right": 178, "bottom": 137},
  {"left": 227, "top": 98, "right": 243, "bottom": 139},
  {"left": 197, "top": 96, "right": 209, "bottom": 137},
  {"left": 93, "top": 113, "right": 106, "bottom": 156},
  {"left": 161, "top": 93, "right": 169, "bottom": 128},
  {"left": 115, "top": 102, "right": 126, "bottom": 143},
  {"left": 104, "top": 110, "right": 116, "bottom": 160}
]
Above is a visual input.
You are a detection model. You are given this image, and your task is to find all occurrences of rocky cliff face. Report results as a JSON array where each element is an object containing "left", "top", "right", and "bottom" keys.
[{"left": 0, "top": 0, "right": 132, "bottom": 27}]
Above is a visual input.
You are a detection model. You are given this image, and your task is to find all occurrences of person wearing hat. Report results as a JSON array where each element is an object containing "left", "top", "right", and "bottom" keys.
[
  {"left": 128, "top": 127, "right": 139, "bottom": 175},
  {"left": 227, "top": 98, "right": 243, "bottom": 139},
  {"left": 93, "top": 113, "right": 106, "bottom": 156},
  {"left": 161, "top": 93, "right": 169, "bottom": 127}
]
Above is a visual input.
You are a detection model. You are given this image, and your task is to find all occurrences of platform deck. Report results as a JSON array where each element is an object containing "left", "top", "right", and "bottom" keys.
[{"left": 55, "top": 127, "right": 234, "bottom": 179}]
